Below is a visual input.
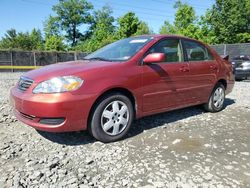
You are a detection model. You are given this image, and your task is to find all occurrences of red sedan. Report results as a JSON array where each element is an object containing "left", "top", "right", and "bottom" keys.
[{"left": 10, "top": 35, "right": 234, "bottom": 142}]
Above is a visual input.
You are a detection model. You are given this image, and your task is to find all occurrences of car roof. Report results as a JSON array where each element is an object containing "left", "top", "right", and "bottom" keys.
[
  {"left": 132, "top": 34, "right": 206, "bottom": 46},
  {"left": 134, "top": 34, "right": 197, "bottom": 40}
]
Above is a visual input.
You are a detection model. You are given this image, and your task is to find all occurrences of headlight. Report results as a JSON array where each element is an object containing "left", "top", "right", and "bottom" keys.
[{"left": 33, "top": 76, "right": 83, "bottom": 94}]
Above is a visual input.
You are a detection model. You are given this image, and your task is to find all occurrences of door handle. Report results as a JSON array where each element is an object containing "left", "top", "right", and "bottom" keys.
[{"left": 179, "top": 67, "right": 189, "bottom": 72}]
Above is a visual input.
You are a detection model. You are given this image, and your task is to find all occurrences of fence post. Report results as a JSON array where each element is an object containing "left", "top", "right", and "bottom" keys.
[
  {"left": 55, "top": 52, "right": 58, "bottom": 63},
  {"left": 33, "top": 52, "right": 36, "bottom": 67},
  {"left": 74, "top": 51, "right": 77, "bottom": 60},
  {"left": 10, "top": 51, "right": 13, "bottom": 72},
  {"left": 224, "top": 44, "right": 227, "bottom": 55}
]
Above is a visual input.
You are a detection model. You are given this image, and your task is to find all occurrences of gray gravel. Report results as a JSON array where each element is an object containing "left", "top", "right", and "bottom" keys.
[{"left": 0, "top": 72, "right": 250, "bottom": 188}]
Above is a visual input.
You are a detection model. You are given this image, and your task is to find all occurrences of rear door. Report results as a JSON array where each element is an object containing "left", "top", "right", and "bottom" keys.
[
  {"left": 142, "top": 38, "right": 191, "bottom": 113},
  {"left": 182, "top": 39, "right": 218, "bottom": 102}
]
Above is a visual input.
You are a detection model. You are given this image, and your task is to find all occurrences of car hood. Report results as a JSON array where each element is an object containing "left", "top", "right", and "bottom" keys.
[{"left": 24, "top": 60, "right": 119, "bottom": 82}]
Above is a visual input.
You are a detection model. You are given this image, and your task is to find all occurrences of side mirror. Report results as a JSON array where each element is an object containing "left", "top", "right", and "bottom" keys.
[{"left": 143, "top": 53, "right": 166, "bottom": 64}]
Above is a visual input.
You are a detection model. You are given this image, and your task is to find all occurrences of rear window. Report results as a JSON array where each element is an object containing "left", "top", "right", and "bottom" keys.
[{"left": 183, "top": 40, "right": 214, "bottom": 61}]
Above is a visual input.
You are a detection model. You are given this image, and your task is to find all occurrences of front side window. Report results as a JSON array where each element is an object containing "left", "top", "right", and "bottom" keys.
[
  {"left": 183, "top": 40, "right": 214, "bottom": 61},
  {"left": 148, "top": 38, "right": 183, "bottom": 63},
  {"left": 85, "top": 37, "right": 153, "bottom": 61}
]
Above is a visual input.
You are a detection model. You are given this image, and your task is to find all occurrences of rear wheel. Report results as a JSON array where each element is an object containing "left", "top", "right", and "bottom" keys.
[
  {"left": 89, "top": 93, "right": 134, "bottom": 143},
  {"left": 204, "top": 83, "right": 225, "bottom": 112}
]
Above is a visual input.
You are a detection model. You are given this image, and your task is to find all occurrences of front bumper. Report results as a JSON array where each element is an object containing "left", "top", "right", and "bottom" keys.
[{"left": 10, "top": 87, "right": 96, "bottom": 132}]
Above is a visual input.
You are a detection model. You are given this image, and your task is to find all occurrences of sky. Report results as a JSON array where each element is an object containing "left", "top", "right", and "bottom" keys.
[{"left": 0, "top": 0, "right": 215, "bottom": 38}]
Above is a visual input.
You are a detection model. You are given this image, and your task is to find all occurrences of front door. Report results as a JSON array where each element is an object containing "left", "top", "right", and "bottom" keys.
[{"left": 142, "top": 38, "right": 190, "bottom": 113}]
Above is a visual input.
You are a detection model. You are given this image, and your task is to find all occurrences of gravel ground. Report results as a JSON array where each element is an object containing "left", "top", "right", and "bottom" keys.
[{"left": 0, "top": 72, "right": 250, "bottom": 188}]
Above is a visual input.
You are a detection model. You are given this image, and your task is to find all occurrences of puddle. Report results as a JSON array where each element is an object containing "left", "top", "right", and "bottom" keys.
[{"left": 169, "top": 135, "right": 203, "bottom": 152}]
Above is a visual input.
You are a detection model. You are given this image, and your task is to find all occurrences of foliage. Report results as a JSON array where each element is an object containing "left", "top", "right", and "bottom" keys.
[
  {"left": 116, "top": 12, "right": 140, "bottom": 39},
  {"left": 197, "top": 12, "right": 216, "bottom": 44},
  {"left": 91, "top": 6, "right": 115, "bottom": 41},
  {"left": 159, "top": 21, "right": 177, "bottom": 34},
  {"left": 0, "top": 29, "right": 44, "bottom": 50},
  {"left": 74, "top": 6, "right": 116, "bottom": 52},
  {"left": 236, "top": 33, "right": 250, "bottom": 43},
  {"left": 159, "top": 1, "right": 201, "bottom": 40},
  {"left": 174, "top": 1, "right": 197, "bottom": 30},
  {"left": 29, "top": 29, "right": 44, "bottom": 50},
  {"left": 206, "top": 0, "right": 250, "bottom": 44},
  {"left": 52, "top": 0, "right": 93, "bottom": 46},
  {"left": 44, "top": 15, "right": 61, "bottom": 37},
  {"left": 134, "top": 21, "right": 152, "bottom": 35},
  {"left": 91, "top": 6, "right": 115, "bottom": 36},
  {"left": 1, "top": 0, "right": 250, "bottom": 52},
  {"left": 45, "top": 36, "right": 66, "bottom": 51},
  {"left": 159, "top": 0, "right": 250, "bottom": 44},
  {"left": 75, "top": 35, "right": 115, "bottom": 53}
]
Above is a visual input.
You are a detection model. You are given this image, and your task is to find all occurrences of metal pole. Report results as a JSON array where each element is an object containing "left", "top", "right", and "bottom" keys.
[
  {"left": 224, "top": 44, "right": 227, "bottom": 55},
  {"left": 10, "top": 51, "right": 13, "bottom": 72},
  {"left": 33, "top": 52, "right": 36, "bottom": 67},
  {"left": 74, "top": 51, "right": 77, "bottom": 60}
]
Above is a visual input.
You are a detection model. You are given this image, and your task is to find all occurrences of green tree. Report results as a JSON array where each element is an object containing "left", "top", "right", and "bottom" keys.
[
  {"left": 0, "top": 29, "right": 17, "bottom": 49},
  {"left": 198, "top": 11, "right": 216, "bottom": 44},
  {"left": 44, "top": 15, "right": 61, "bottom": 37},
  {"left": 236, "top": 33, "right": 250, "bottom": 43},
  {"left": 116, "top": 12, "right": 140, "bottom": 39},
  {"left": 174, "top": 1, "right": 196, "bottom": 29},
  {"left": 75, "top": 6, "right": 116, "bottom": 52},
  {"left": 174, "top": 1, "right": 201, "bottom": 39},
  {"left": 52, "top": 0, "right": 93, "bottom": 46},
  {"left": 91, "top": 6, "right": 115, "bottom": 41},
  {"left": 208, "top": 0, "right": 250, "bottom": 43},
  {"left": 91, "top": 5, "right": 115, "bottom": 36},
  {"left": 134, "top": 21, "right": 152, "bottom": 35},
  {"left": 45, "top": 36, "right": 66, "bottom": 51},
  {"left": 159, "top": 20, "right": 177, "bottom": 34},
  {"left": 0, "top": 28, "right": 44, "bottom": 50},
  {"left": 30, "top": 29, "right": 44, "bottom": 50},
  {"left": 159, "top": 1, "right": 201, "bottom": 40}
]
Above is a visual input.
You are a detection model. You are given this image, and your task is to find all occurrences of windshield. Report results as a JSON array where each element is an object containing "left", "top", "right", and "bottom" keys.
[{"left": 84, "top": 36, "right": 153, "bottom": 61}]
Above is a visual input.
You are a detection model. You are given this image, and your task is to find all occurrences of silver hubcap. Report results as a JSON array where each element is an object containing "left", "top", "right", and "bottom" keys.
[
  {"left": 101, "top": 101, "right": 129, "bottom": 136},
  {"left": 213, "top": 87, "right": 225, "bottom": 109}
]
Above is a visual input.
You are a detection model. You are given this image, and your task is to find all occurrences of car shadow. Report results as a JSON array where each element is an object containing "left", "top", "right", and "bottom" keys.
[
  {"left": 37, "top": 98, "right": 235, "bottom": 145},
  {"left": 126, "top": 98, "right": 235, "bottom": 139},
  {"left": 37, "top": 130, "right": 95, "bottom": 145}
]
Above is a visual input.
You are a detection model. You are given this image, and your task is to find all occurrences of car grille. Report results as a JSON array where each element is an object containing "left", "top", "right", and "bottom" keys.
[{"left": 18, "top": 76, "right": 34, "bottom": 91}]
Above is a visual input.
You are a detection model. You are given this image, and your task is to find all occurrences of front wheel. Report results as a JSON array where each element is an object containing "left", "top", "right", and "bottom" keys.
[
  {"left": 204, "top": 83, "right": 225, "bottom": 112},
  {"left": 89, "top": 93, "right": 134, "bottom": 143}
]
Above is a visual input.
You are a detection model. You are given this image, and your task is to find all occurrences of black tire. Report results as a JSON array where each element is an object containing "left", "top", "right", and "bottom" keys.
[
  {"left": 89, "top": 93, "right": 134, "bottom": 143},
  {"left": 204, "top": 83, "right": 225, "bottom": 113}
]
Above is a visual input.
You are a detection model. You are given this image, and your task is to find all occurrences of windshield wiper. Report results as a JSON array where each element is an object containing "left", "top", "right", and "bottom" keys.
[{"left": 85, "top": 57, "right": 110, "bottom": 61}]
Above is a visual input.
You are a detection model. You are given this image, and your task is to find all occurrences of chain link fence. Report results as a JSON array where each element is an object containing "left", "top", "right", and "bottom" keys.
[
  {"left": 210, "top": 43, "right": 250, "bottom": 59},
  {"left": 0, "top": 51, "right": 87, "bottom": 72},
  {"left": 0, "top": 43, "right": 250, "bottom": 72}
]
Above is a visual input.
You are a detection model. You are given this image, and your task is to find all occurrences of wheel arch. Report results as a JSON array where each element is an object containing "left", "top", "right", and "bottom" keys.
[
  {"left": 217, "top": 79, "right": 227, "bottom": 89},
  {"left": 87, "top": 87, "right": 137, "bottom": 130}
]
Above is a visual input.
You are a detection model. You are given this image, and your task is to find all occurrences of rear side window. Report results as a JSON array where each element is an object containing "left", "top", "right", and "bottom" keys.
[
  {"left": 148, "top": 39, "right": 184, "bottom": 63},
  {"left": 183, "top": 40, "right": 214, "bottom": 61}
]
